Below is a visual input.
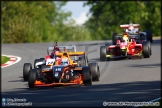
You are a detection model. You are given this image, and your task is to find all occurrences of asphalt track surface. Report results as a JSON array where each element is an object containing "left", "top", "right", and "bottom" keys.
[{"left": 1, "top": 40, "right": 161, "bottom": 107}]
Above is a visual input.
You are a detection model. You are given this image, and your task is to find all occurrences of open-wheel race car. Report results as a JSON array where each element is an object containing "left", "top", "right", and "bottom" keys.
[
  {"left": 23, "top": 45, "right": 85, "bottom": 81},
  {"left": 100, "top": 32, "right": 151, "bottom": 61},
  {"left": 112, "top": 23, "right": 153, "bottom": 45},
  {"left": 26, "top": 48, "right": 100, "bottom": 88}
]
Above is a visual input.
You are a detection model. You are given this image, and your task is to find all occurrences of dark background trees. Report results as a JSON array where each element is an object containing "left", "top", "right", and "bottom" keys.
[
  {"left": 83, "top": 1, "right": 161, "bottom": 40},
  {"left": 1, "top": 1, "right": 161, "bottom": 43}
]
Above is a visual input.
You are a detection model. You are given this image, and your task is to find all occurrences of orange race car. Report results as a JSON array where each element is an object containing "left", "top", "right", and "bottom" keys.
[{"left": 28, "top": 49, "right": 100, "bottom": 88}]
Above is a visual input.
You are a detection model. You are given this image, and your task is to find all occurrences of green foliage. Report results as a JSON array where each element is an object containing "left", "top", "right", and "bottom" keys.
[
  {"left": 1, "top": 1, "right": 54, "bottom": 43},
  {"left": 84, "top": 1, "right": 161, "bottom": 40},
  {"left": 1, "top": 1, "right": 161, "bottom": 43}
]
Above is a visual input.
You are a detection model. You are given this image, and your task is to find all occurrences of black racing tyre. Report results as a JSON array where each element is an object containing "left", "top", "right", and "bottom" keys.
[
  {"left": 82, "top": 67, "right": 92, "bottom": 86},
  {"left": 149, "top": 43, "right": 152, "bottom": 55},
  {"left": 144, "top": 30, "right": 153, "bottom": 43},
  {"left": 146, "top": 40, "right": 152, "bottom": 56},
  {"left": 142, "top": 41, "right": 151, "bottom": 58},
  {"left": 78, "top": 56, "right": 88, "bottom": 66},
  {"left": 28, "top": 69, "right": 37, "bottom": 88},
  {"left": 112, "top": 32, "right": 118, "bottom": 45},
  {"left": 23, "top": 63, "right": 32, "bottom": 81},
  {"left": 88, "top": 63, "right": 100, "bottom": 81},
  {"left": 100, "top": 46, "right": 107, "bottom": 61}
]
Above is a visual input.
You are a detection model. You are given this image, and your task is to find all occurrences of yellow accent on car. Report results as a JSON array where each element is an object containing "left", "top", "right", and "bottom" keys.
[
  {"left": 106, "top": 55, "right": 112, "bottom": 57},
  {"left": 121, "top": 48, "right": 126, "bottom": 50}
]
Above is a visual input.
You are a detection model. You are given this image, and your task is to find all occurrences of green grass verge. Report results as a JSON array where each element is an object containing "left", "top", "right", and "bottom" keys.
[{"left": 1, "top": 56, "right": 10, "bottom": 64}]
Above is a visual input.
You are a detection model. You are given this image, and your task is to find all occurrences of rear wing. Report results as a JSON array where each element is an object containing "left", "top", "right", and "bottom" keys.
[
  {"left": 47, "top": 45, "right": 76, "bottom": 55},
  {"left": 55, "top": 52, "right": 85, "bottom": 61},
  {"left": 47, "top": 45, "right": 77, "bottom": 60},
  {"left": 56, "top": 52, "right": 85, "bottom": 57},
  {"left": 68, "top": 52, "right": 85, "bottom": 56},
  {"left": 120, "top": 24, "right": 140, "bottom": 28},
  {"left": 48, "top": 45, "right": 76, "bottom": 52}
]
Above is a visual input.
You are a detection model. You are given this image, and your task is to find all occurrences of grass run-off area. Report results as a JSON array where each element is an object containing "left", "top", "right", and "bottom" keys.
[{"left": 1, "top": 56, "right": 10, "bottom": 64}]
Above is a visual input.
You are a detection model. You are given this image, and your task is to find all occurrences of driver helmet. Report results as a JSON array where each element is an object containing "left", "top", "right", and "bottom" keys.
[
  {"left": 128, "top": 26, "right": 134, "bottom": 31},
  {"left": 123, "top": 34, "right": 129, "bottom": 42},
  {"left": 54, "top": 45, "right": 60, "bottom": 52},
  {"left": 63, "top": 52, "right": 68, "bottom": 57},
  {"left": 61, "top": 56, "right": 68, "bottom": 65}
]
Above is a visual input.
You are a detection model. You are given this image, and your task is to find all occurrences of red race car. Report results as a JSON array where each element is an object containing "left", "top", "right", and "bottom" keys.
[
  {"left": 100, "top": 33, "right": 151, "bottom": 61},
  {"left": 112, "top": 23, "right": 153, "bottom": 45}
]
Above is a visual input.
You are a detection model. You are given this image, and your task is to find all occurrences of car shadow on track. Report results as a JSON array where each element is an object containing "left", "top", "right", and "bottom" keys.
[
  {"left": 8, "top": 79, "right": 24, "bottom": 82},
  {"left": 89, "top": 57, "right": 137, "bottom": 63},
  {"left": 128, "top": 63, "right": 161, "bottom": 68},
  {"left": 2, "top": 81, "right": 161, "bottom": 107}
]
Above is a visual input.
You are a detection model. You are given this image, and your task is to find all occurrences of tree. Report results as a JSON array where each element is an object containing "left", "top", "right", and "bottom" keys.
[
  {"left": 1, "top": 1, "right": 72, "bottom": 43},
  {"left": 83, "top": 1, "right": 161, "bottom": 40}
]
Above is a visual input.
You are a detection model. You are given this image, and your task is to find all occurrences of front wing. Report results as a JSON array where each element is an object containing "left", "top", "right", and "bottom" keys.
[
  {"left": 34, "top": 80, "right": 83, "bottom": 87},
  {"left": 106, "top": 53, "right": 142, "bottom": 59}
]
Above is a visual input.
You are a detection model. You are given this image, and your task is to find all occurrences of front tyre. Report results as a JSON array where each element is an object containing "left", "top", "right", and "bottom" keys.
[
  {"left": 88, "top": 63, "right": 100, "bottom": 81},
  {"left": 100, "top": 46, "right": 107, "bottom": 61},
  {"left": 28, "top": 69, "right": 37, "bottom": 88},
  {"left": 82, "top": 67, "right": 92, "bottom": 86},
  {"left": 144, "top": 30, "right": 153, "bottom": 43},
  {"left": 142, "top": 41, "right": 151, "bottom": 58},
  {"left": 23, "top": 63, "right": 32, "bottom": 81}
]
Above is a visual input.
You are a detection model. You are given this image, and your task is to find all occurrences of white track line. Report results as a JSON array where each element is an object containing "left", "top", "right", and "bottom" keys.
[
  {"left": 148, "top": 97, "right": 161, "bottom": 103},
  {"left": 1, "top": 54, "right": 21, "bottom": 68},
  {"left": 133, "top": 97, "right": 161, "bottom": 107}
]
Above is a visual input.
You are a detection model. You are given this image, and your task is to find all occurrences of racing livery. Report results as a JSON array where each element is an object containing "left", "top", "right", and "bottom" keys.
[
  {"left": 28, "top": 51, "right": 100, "bottom": 88},
  {"left": 100, "top": 32, "right": 151, "bottom": 61},
  {"left": 23, "top": 45, "right": 77, "bottom": 81}
]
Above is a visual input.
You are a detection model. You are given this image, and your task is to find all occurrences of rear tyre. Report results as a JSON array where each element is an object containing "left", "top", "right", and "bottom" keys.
[
  {"left": 28, "top": 69, "right": 37, "bottom": 88},
  {"left": 149, "top": 44, "right": 152, "bottom": 55},
  {"left": 78, "top": 56, "right": 88, "bottom": 66},
  {"left": 23, "top": 63, "right": 32, "bottom": 81},
  {"left": 100, "top": 46, "right": 107, "bottom": 61},
  {"left": 82, "top": 67, "right": 92, "bottom": 86},
  {"left": 88, "top": 63, "right": 100, "bottom": 81},
  {"left": 144, "top": 30, "right": 153, "bottom": 43},
  {"left": 142, "top": 41, "right": 151, "bottom": 58},
  {"left": 112, "top": 32, "right": 118, "bottom": 45}
]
